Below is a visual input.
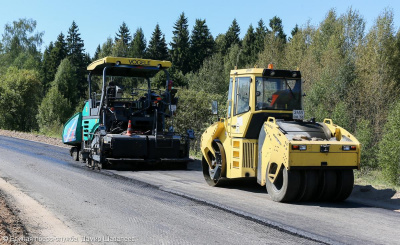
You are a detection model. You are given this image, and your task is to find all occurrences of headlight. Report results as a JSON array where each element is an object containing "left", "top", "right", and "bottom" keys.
[
  {"left": 292, "top": 145, "right": 307, "bottom": 151},
  {"left": 342, "top": 145, "right": 356, "bottom": 151}
]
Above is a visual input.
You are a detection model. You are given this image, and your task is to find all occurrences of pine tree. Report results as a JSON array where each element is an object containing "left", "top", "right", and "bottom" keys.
[
  {"left": 42, "top": 32, "right": 68, "bottom": 95},
  {"left": 53, "top": 32, "right": 68, "bottom": 60},
  {"left": 115, "top": 22, "right": 131, "bottom": 45},
  {"left": 170, "top": 12, "right": 190, "bottom": 74},
  {"left": 189, "top": 19, "right": 214, "bottom": 72},
  {"left": 67, "top": 21, "right": 85, "bottom": 66},
  {"left": 159, "top": 35, "right": 169, "bottom": 60},
  {"left": 290, "top": 24, "right": 299, "bottom": 39},
  {"left": 241, "top": 24, "right": 256, "bottom": 66},
  {"left": 112, "top": 22, "right": 131, "bottom": 57},
  {"left": 93, "top": 44, "right": 101, "bottom": 60},
  {"left": 224, "top": 19, "right": 241, "bottom": 53},
  {"left": 84, "top": 52, "right": 91, "bottom": 66},
  {"left": 66, "top": 21, "right": 87, "bottom": 98},
  {"left": 49, "top": 32, "right": 67, "bottom": 81},
  {"left": 287, "top": 24, "right": 300, "bottom": 44},
  {"left": 254, "top": 19, "right": 268, "bottom": 55},
  {"left": 147, "top": 24, "right": 169, "bottom": 60},
  {"left": 269, "top": 16, "right": 287, "bottom": 43},
  {"left": 129, "top": 28, "right": 147, "bottom": 58},
  {"left": 41, "top": 42, "right": 54, "bottom": 94}
]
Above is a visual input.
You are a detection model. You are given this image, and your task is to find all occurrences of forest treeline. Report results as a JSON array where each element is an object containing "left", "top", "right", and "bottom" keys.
[{"left": 0, "top": 9, "right": 399, "bottom": 185}]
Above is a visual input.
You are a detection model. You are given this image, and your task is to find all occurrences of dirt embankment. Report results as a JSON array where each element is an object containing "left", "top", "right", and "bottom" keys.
[{"left": 0, "top": 191, "right": 28, "bottom": 245}]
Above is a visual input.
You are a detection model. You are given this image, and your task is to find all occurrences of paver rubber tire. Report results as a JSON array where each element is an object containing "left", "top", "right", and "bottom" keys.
[{"left": 71, "top": 147, "right": 79, "bottom": 161}]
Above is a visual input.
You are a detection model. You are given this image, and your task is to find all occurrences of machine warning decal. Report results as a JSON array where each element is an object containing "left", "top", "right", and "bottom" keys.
[
  {"left": 237, "top": 117, "right": 243, "bottom": 126},
  {"left": 236, "top": 117, "right": 243, "bottom": 133}
]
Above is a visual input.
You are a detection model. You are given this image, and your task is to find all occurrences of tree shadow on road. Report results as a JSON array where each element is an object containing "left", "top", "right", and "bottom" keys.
[
  {"left": 288, "top": 185, "right": 400, "bottom": 211},
  {"left": 347, "top": 185, "right": 400, "bottom": 211}
]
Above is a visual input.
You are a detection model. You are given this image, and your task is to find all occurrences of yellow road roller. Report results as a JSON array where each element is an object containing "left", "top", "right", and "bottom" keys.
[{"left": 200, "top": 65, "right": 360, "bottom": 202}]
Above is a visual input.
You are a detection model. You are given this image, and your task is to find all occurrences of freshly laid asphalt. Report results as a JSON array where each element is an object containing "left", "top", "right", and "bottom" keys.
[{"left": 0, "top": 135, "right": 399, "bottom": 244}]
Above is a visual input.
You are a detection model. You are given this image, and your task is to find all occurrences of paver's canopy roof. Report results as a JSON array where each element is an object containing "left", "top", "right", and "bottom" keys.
[{"left": 87, "top": 57, "right": 172, "bottom": 77}]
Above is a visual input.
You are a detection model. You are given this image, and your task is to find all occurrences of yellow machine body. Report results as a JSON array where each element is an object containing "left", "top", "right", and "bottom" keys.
[{"left": 200, "top": 67, "right": 360, "bottom": 190}]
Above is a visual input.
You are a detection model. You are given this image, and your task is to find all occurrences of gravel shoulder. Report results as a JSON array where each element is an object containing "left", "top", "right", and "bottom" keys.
[{"left": 0, "top": 130, "right": 67, "bottom": 149}]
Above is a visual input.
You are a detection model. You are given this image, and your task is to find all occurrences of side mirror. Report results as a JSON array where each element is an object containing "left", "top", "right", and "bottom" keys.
[{"left": 211, "top": 101, "right": 218, "bottom": 115}]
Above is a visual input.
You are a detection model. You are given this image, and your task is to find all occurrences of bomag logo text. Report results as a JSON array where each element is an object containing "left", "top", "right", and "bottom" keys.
[{"left": 129, "top": 59, "right": 150, "bottom": 66}]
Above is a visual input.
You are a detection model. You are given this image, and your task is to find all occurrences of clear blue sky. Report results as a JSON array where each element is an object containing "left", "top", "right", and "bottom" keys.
[{"left": 1, "top": 0, "right": 399, "bottom": 56}]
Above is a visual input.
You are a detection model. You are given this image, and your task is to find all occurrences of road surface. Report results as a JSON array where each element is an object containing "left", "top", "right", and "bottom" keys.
[{"left": 0, "top": 135, "right": 398, "bottom": 244}]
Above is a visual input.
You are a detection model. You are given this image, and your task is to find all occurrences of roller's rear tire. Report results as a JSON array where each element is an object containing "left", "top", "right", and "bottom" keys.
[
  {"left": 333, "top": 170, "right": 354, "bottom": 202},
  {"left": 316, "top": 170, "right": 337, "bottom": 201},
  {"left": 297, "top": 170, "right": 318, "bottom": 202},
  {"left": 266, "top": 166, "right": 301, "bottom": 202}
]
